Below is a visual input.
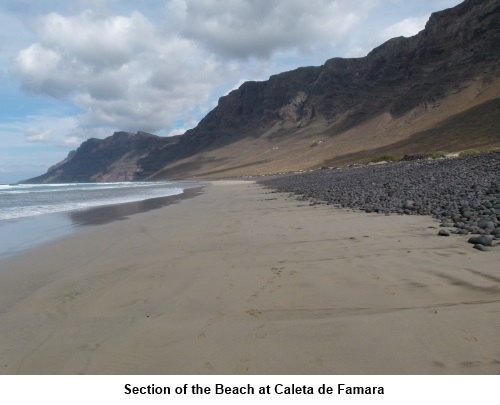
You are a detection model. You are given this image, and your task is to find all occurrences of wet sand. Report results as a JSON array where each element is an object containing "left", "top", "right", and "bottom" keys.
[
  {"left": 0, "top": 180, "right": 499, "bottom": 374},
  {"left": 0, "top": 186, "right": 204, "bottom": 258}
]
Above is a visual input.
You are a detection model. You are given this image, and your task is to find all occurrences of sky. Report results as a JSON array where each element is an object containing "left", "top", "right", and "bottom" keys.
[{"left": 0, "top": 0, "right": 463, "bottom": 183}]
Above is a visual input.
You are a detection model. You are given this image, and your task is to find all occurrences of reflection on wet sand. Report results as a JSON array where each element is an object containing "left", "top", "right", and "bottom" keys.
[{"left": 68, "top": 186, "right": 204, "bottom": 226}]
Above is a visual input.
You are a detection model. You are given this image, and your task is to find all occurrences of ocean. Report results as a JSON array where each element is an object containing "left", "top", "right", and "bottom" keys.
[{"left": 0, "top": 181, "right": 200, "bottom": 258}]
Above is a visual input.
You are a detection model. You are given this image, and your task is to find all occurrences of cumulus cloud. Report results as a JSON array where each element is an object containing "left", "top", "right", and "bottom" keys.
[
  {"left": 168, "top": 0, "right": 378, "bottom": 59},
  {"left": 15, "top": 44, "right": 65, "bottom": 96},
  {"left": 13, "top": 10, "right": 233, "bottom": 133},
  {"left": 32, "top": 11, "right": 156, "bottom": 68},
  {"left": 25, "top": 127, "right": 52, "bottom": 143},
  {"left": 380, "top": 14, "right": 429, "bottom": 40},
  {"left": 11, "top": 0, "right": 427, "bottom": 139}
]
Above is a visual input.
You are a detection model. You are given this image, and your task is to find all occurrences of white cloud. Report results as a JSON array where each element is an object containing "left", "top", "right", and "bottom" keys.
[
  {"left": 14, "top": 44, "right": 64, "bottom": 96},
  {"left": 32, "top": 11, "right": 156, "bottom": 68},
  {"left": 344, "top": 46, "right": 369, "bottom": 58},
  {"left": 166, "top": 115, "right": 202, "bottom": 137},
  {"left": 168, "top": 0, "right": 378, "bottom": 59},
  {"left": 60, "top": 135, "right": 85, "bottom": 147},
  {"left": 9, "top": 0, "right": 452, "bottom": 142},
  {"left": 0, "top": 114, "right": 80, "bottom": 182},
  {"left": 344, "top": 13, "right": 430, "bottom": 58},
  {"left": 380, "top": 14, "right": 430, "bottom": 40},
  {"left": 1, "top": 0, "right": 468, "bottom": 183},
  {"left": 0, "top": 113, "right": 77, "bottom": 146},
  {"left": 11, "top": 1, "right": 383, "bottom": 137},
  {"left": 25, "top": 127, "right": 52, "bottom": 143},
  {"left": 12, "top": 10, "right": 235, "bottom": 134},
  {"left": 59, "top": 126, "right": 113, "bottom": 147}
]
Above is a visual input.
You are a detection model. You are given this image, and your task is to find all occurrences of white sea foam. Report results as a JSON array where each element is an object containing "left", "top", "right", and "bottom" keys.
[
  {"left": 0, "top": 181, "right": 172, "bottom": 194},
  {"left": 0, "top": 182, "right": 186, "bottom": 221}
]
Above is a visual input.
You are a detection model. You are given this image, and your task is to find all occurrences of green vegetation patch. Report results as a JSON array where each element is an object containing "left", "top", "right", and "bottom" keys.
[
  {"left": 430, "top": 151, "right": 446, "bottom": 159},
  {"left": 371, "top": 155, "right": 396, "bottom": 163},
  {"left": 458, "top": 149, "right": 480, "bottom": 157}
]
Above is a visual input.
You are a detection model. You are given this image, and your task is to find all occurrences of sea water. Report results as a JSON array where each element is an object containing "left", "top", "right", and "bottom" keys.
[{"left": 0, "top": 181, "right": 197, "bottom": 258}]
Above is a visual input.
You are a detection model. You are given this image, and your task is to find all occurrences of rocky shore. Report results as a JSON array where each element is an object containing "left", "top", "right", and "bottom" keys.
[{"left": 259, "top": 151, "right": 500, "bottom": 251}]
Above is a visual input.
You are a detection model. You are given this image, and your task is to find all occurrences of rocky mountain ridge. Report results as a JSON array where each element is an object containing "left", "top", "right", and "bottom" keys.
[
  {"left": 26, "top": 131, "right": 180, "bottom": 183},
  {"left": 24, "top": 0, "right": 500, "bottom": 183}
]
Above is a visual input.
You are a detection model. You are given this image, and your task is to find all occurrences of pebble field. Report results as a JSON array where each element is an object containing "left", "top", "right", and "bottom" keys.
[{"left": 259, "top": 151, "right": 500, "bottom": 252}]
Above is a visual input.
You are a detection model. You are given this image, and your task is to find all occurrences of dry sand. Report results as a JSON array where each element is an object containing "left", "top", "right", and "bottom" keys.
[{"left": 0, "top": 180, "right": 499, "bottom": 374}]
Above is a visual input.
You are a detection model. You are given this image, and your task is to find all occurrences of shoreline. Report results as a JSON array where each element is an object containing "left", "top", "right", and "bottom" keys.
[
  {"left": 1, "top": 180, "right": 499, "bottom": 374},
  {"left": 0, "top": 185, "right": 204, "bottom": 259}
]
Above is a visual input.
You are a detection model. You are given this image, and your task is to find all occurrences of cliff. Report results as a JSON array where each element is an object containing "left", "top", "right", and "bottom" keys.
[
  {"left": 24, "top": 0, "right": 500, "bottom": 183},
  {"left": 24, "top": 131, "right": 181, "bottom": 183}
]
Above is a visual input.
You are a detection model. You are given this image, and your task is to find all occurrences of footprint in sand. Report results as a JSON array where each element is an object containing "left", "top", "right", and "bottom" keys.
[
  {"left": 83, "top": 340, "right": 103, "bottom": 352},
  {"left": 247, "top": 292, "right": 259, "bottom": 303},
  {"left": 235, "top": 364, "right": 250, "bottom": 373},
  {"left": 247, "top": 309, "right": 262, "bottom": 318},
  {"left": 203, "top": 362, "right": 214, "bottom": 370},
  {"left": 461, "top": 335, "right": 478, "bottom": 342},
  {"left": 206, "top": 312, "right": 225, "bottom": 326},
  {"left": 384, "top": 288, "right": 395, "bottom": 295},
  {"left": 131, "top": 298, "right": 148, "bottom": 306},
  {"left": 310, "top": 357, "right": 324, "bottom": 367},
  {"left": 271, "top": 267, "right": 284, "bottom": 277}
]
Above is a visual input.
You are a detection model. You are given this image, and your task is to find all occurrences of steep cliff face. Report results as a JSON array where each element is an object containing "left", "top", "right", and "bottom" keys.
[
  {"left": 174, "top": 0, "right": 498, "bottom": 151},
  {"left": 24, "top": 0, "right": 500, "bottom": 183},
  {"left": 148, "top": 0, "right": 499, "bottom": 179},
  {"left": 24, "top": 131, "right": 180, "bottom": 183}
]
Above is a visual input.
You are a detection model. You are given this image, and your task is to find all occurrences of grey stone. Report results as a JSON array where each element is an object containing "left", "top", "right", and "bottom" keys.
[
  {"left": 467, "top": 235, "right": 493, "bottom": 246},
  {"left": 473, "top": 244, "right": 491, "bottom": 252}
]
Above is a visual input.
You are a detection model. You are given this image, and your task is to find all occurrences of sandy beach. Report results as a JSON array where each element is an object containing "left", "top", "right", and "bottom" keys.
[{"left": 1, "top": 180, "right": 499, "bottom": 374}]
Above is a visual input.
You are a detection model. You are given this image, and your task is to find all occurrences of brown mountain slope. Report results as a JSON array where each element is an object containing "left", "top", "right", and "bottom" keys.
[
  {"left": 149, "top": 0, "right": 500, "bottom": 179},
  {"left": 24, "top": 0, "right": 500, "bottom": 183},
  {"left": 151, "top": 79, "right": 500, "bottom": 179}
]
